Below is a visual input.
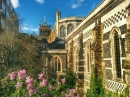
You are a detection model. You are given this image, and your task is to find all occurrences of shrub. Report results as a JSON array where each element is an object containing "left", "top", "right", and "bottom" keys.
[
  {"left": 64, "top": 68, "right": 77, "bottom": 89},
  {"left": 87, "top": 67, "right": 105, "bottom": 97},
  {"left": 0, "top": 69, "right": 80, "bottom": 97}
]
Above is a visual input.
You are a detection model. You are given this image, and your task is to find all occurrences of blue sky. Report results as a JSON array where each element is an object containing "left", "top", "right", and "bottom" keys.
[{"left": 11, "top": 0, "right": 102, "bottom": 35}]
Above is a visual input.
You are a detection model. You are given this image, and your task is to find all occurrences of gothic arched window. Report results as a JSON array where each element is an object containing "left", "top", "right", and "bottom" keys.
[
  {"left": 67, "top": 24, "right": 74, "bottom": 35},
  {"left": 110, "top": 28, "right": 122, "bottom": 79},
  {"left": 60, "top": 25, "right": 65, "bottom": 38},
  {"left": 51, "top": 56, "right": 62, "bottom": 72},
  {"left": 114, "top": 32, "right": 121, "bottom": 78}
]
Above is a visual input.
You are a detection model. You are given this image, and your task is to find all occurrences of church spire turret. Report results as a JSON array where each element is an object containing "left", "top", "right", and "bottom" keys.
[
  {"left": 56, "top": 9, "right": 61, "bottom": 37},
  {"left": 44, "top": 16, "right": 46, "bottom": 26}
]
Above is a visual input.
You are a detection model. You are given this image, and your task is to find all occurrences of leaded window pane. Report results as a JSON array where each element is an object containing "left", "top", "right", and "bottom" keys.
[
  {"left": 60, "top": 26, "right": 65, "bottom": 38},
  {"left": 114, "top": 32, "right": 121, "bottom": 78},
  {"left": 52, "top": 57, "right": 61, "bottom": 72}
]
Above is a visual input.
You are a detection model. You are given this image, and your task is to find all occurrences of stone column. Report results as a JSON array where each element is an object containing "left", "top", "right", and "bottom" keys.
[
  {"left": 76, "top": 32, "right": 85, "bottom": 97},
  {"left": 56, "top": 10, "right": 61, "bottom": 37},
  {"left": 68, "top": 40, "right": 74, "bottom": 69},
  {"left": 124, "top": 3, "right": 130, "bottom": 90},
  {"left": 91, "top": 17, "right": 104, "bottom": 80},
  {"left": 77, "top": 33, "right": 84, "bottom": 79}
]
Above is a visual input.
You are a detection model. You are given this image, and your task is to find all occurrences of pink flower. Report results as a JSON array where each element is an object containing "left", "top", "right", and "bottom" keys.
[
  {"left": 42, "top": 93, "right": 48, "bottom": 97},
  {"left": 26, "top": 76, "right": 34, "bottom": 84},
  {"left": 75, "top": 94, "right": 80, "bottom": 97},
  {"left": 15, "top": 82, "right": 23, "bottom": 89},
  {"left": 69, "top": 89, "right": 76, "bottom": 94},
  {"left": 38, "top": 73, "right": 44, "bottom": 79},
  {"left": 61, "top": 78, "right": 66, "bottom": 83},
  {"left": 8, "top": 72, "right": 16, "bottom": 80},
  {"left": 27, "top": 83, "right": 34, "bottom": 90},
  {"left": 65, "top": 89, "right": 80, "bottom": 97},
  {"left": 65, "top": 94, "right": 72, "bottom": 97},
  {"left": 18, "top": 69, "right": 26, "bottom": 79},
  {"left": 49, "top": 85, "right": 55, "bottom": 91},
  {"left": 28, "top": 88, "right": 35, "bottom": 96},
  {"left": 40, "top": 78, "right": 48, "bottom": 87},
  {"left": 58, "top": 81, "right": 61, "bottom": 85}
]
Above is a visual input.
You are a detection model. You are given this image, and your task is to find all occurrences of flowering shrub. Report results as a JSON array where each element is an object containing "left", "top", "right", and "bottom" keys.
[{"left": 4, "top": 69, "right": 80, "bottom": 97}]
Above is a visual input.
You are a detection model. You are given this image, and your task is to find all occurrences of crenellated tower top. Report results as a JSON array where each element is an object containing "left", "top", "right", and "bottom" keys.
[{"left": 39, "top": 16, "right": 51, "bottom": 39}]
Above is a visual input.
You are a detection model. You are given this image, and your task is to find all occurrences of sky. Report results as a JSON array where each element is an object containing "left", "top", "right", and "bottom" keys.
[{"left": 11, "top": 0, "right": 102, "bottom": 35}]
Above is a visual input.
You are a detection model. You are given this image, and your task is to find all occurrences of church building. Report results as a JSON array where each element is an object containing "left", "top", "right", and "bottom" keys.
[{"left": 38, "top": 0, "right": 130, "bottom": 96}]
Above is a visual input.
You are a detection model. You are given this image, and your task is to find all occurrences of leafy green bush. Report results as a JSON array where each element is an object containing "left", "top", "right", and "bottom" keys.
[
  {"left": 87, "top": 67, "right": 105, "bottom": 97},
  {"left": 64, "top": 68, "right": 77, "bottom": 89}
]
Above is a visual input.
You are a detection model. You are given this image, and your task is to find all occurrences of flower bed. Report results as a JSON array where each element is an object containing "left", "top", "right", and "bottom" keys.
[{"left": 4, "top": 69, "right": 80, "bottom": 97}]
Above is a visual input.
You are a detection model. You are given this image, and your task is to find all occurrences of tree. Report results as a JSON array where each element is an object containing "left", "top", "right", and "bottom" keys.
[{"left": 0, "top": 32, "right": 47, "bottom": 79}]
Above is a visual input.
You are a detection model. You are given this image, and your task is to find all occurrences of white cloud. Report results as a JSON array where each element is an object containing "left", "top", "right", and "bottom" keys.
[
  {"left": 71, "top": 0, "right": 84, "bottom": 9},
  {"left": 20, "top": 24, "right": 29, "bottom": 30},
  {"left": 11, "top": 0, "right": 20, "bottom": 8},
  {"left": 21, "top": 24, "right": 39, "bottom": 32},
  {"left": 20, "top": 24, "right": 39, "bottom": 35},
  {"left": 72, "top": 4, "right": 79, "bottom": 9},
  {"left": 21, "top": 27, "right": 29, "bottom": 30},
  {"left": 36, "top": 0, "right": 44, "bottom": 4},
  {"left": 31, "top": 28, "right": 38, "bottom": 32}
]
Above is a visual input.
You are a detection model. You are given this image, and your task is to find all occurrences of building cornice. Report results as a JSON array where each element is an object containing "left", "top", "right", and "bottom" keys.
[
  {"left": 42, "top": 49, "right": 67, "bottom": 54},
  {"left": 59, "top": 16, "right": 85, "bottom": 23},
  {"left": 65, "top": 0, "right": 115, "bottom": 42}
]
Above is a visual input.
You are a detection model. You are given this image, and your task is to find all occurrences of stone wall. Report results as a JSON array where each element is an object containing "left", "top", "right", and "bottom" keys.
[{"left": 65, "top": 0, "right": 130, "bottom": 95}]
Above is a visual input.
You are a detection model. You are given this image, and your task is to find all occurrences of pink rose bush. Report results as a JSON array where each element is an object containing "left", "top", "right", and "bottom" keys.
[{"left": 7, "top": 69, "right": 80, "bottom": 97}]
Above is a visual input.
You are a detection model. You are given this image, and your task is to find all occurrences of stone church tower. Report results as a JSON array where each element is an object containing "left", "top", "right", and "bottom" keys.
[{"left": 39, "top": 16, "right": 51, "bottom": 40}]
